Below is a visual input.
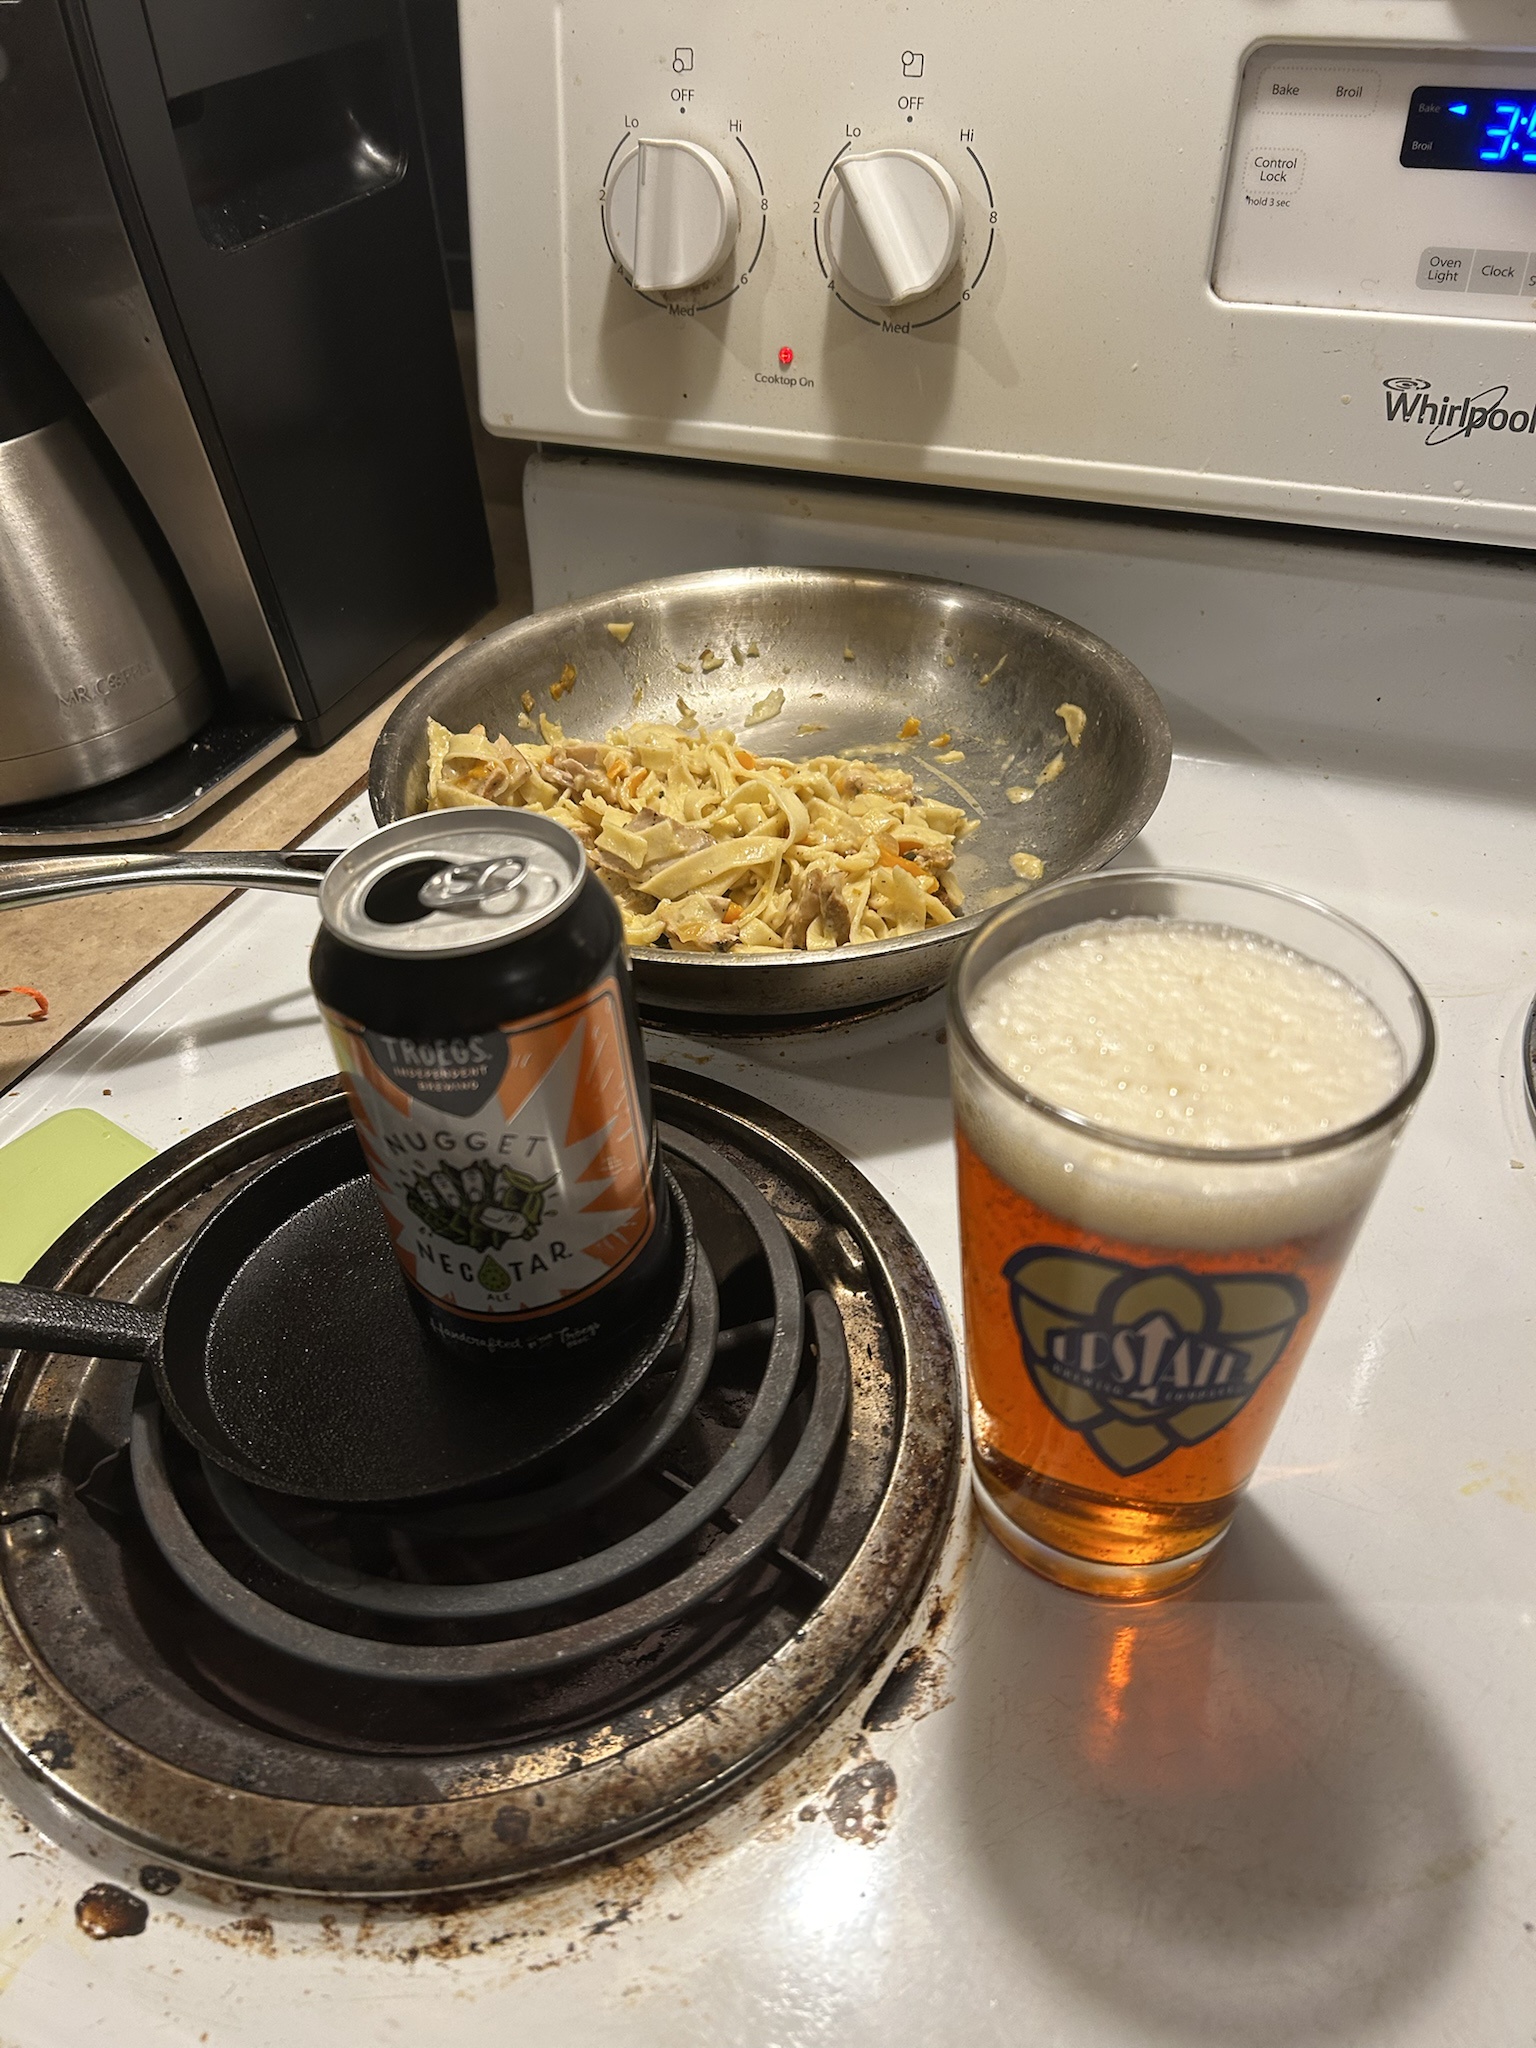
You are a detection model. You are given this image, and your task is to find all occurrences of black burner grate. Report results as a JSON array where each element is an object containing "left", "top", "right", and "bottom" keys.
[
  {"left": 128, "top": 1127, "right": 849, "bottom": 1678},
  {"left": 0, "top": 1071, "right": 959, "bottom": 1893}
]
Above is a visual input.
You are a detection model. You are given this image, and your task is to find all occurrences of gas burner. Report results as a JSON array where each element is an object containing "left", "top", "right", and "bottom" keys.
[{"left": 0, "top": 1071, "right": 959, "bottom": 1896}]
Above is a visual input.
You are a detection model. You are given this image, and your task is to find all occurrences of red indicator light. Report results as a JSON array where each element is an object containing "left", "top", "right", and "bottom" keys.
[{"left": 778, "top": 345, "right": 794, "bottom": 367}]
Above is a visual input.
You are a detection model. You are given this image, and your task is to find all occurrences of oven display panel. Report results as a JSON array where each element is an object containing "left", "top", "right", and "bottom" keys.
[
  {"left": 1401, "top": 86, "right": 1536, "bottom": 171},
  {"left": 1216, "top": 45, "right": 1536, "bottom": 324}
]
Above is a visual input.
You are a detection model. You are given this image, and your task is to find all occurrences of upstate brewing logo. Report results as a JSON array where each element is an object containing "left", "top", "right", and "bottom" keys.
[
  {"left": 1382, "top": 375, "right": 1536, "bottom": 446},
  {"left": 1005, "top": 1248, "right": 1308, "bottom": 1476}
]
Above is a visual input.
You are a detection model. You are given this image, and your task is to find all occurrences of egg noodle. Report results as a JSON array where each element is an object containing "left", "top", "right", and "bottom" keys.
[{"left": 425, "top": 714, "right": 977, "bottom": 953}]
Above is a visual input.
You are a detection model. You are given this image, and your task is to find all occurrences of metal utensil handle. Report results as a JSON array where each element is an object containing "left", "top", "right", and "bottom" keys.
[
  {"left": 0, "top": 1283, "right": 160, "bottom": 1362},
  {"left": 0, "top": 849, "right": 337, "bottom": 912}
]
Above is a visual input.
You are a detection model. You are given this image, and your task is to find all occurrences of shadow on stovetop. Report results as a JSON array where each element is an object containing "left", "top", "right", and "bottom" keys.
[
  {"left": 950, "top": 1507, "right": 1476, "bottom": 2045},
  {"left": 83, "top": 986, "right": 321, "bottom": 1068}
]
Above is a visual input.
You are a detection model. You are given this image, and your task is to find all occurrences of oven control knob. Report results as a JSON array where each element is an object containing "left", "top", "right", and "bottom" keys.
[
  {"left": 604, "top": 138, "right": 740, "bottom": 293},
  {"left": 825, "top": 149, "right": 963, "bottom": 306}
]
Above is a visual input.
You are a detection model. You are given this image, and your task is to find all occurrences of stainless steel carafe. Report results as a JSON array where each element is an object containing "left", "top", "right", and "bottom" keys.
[{"left": 0, "top": 283, "right": 208, "bottom": 808}]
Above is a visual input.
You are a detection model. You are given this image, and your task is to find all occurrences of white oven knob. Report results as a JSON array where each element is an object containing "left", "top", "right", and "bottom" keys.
[
  {"left": 826, "top": 149, "right": 963, "bottom": 306},
  {"left": 604, "top": 138, "right": 739, "bottom": 293}
]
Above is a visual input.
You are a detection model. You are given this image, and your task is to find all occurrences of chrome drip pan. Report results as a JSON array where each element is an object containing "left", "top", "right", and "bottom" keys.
[{"left": 0, "top": 1069, "right": 959, "bottom": 1896}]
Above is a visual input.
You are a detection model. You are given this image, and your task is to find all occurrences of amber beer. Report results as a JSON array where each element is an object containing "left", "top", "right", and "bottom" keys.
[{"left": 948, "top": 874, "right": 1433, "bottom": 1599}]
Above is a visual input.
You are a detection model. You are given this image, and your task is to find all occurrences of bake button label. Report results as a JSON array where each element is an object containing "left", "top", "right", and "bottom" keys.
[
  {"left": 1257, "top": 66, "right": 1380, "bottom": 116},
  {"left": 1416, "top": 246, "right": 1473, "bottom": 292}
]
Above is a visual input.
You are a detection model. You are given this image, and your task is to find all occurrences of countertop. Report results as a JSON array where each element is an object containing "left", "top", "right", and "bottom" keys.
[{"left": 0, "top": 444, "right": 534, "bottom": 1098}]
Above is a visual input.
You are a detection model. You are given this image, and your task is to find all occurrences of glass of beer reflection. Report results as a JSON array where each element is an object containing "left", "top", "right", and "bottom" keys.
[{"left": 949, "top": 872, "right": 1433, "bottom": 1599}]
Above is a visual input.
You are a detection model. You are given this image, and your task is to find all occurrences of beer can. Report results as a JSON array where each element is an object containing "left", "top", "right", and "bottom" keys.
[{"left": 309, "top": 811, "right": 675, "bottom": 1369}]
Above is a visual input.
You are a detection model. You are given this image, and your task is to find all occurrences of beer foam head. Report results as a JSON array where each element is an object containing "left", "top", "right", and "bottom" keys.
[{"left": 955, "top": 919, "right": 1407, "bottom": 1250}]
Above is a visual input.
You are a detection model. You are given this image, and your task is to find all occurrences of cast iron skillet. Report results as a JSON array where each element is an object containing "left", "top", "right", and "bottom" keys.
[{"left": 0, "top": 1126, "right": 693, "bottom": 1504}]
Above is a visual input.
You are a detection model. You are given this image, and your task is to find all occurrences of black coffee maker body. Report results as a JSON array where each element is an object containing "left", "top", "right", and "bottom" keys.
[{"left": 0, "top": 0, "right": 493, "bottom": 809}]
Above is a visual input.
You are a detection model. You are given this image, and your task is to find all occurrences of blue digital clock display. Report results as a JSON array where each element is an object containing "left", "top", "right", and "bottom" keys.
[{"left": 1401, "top": 86, "right": 1536, "bottom": 171}]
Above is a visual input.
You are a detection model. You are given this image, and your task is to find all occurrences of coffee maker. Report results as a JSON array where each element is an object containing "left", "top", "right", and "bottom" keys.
[
  {"left": 0, "top": 279, "right": 213, "bottom": 811},
  {"left": 0, "top": 0, "right": 494, "bottom": 842}
]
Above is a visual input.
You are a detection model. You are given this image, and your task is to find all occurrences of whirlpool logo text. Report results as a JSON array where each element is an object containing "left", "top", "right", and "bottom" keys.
[{"left": 1382, "top": 375, "right": 1536, "bottom": 445}]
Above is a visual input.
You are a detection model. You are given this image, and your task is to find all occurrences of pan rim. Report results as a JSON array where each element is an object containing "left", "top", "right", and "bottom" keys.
[{"left": 367, "top": 564, "right": 1172, "bottom": 986}]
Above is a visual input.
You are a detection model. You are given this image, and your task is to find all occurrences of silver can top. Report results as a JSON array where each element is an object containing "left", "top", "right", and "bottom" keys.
[{"left": 318, "top": 812, "right": 586, "bottom": 957}]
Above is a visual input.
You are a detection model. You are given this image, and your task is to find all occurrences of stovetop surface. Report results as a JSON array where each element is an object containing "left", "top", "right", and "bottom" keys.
[{"left": 0, "top": 753, "right": 1534, "bottom": 2046}]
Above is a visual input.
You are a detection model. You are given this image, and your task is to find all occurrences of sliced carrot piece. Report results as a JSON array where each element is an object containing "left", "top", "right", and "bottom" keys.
[{"left": 1, "top": 986, "right": 48, "bottom": 1021}]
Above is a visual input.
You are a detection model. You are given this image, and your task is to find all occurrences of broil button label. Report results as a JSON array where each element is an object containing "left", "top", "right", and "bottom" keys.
[{"left": 1256, "top": 66, "right": 1380, "bottom": 116}]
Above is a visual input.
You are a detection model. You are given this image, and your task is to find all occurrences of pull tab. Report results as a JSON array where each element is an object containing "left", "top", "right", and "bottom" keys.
[{"left": 417, "top": 857, "right": 529, "bottom": 914}]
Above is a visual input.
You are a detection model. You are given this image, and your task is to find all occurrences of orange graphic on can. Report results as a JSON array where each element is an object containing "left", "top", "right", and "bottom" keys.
[{"left": 321, "top": 975, "right": 656, "bottom": 1323}]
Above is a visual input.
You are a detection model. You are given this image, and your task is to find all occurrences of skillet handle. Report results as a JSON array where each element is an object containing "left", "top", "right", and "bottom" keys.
[
  {"left": 0, "top": 849, "right": 336, "bottom": 913},
  {"left": 0, "top": 1284, "right": 159, "bottom": 1362}
]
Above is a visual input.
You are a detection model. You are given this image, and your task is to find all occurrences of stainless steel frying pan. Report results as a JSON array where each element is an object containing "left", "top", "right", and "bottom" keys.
[
  {"left": 0, "top": 570, "right": 1170, "bottom": 1023},
  {"left": 369, "top": 567, "right": 1172, "bottom": 1019}
]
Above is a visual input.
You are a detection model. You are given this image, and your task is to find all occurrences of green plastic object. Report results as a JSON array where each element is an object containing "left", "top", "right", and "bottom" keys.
[{"left": 0, "top": 1109, "right": 157, "bottom": 1283}]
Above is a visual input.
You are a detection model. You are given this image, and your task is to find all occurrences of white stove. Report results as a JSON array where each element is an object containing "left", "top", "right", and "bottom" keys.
[
  {"left": 4, "top": 0, "right": 1535, "bottom": 2027},
  {"left": 1, "top": 694, "right": 1533, "bottom": 2040}
]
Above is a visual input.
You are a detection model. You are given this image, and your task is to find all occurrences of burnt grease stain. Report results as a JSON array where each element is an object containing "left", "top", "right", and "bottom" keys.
[
  {"left": 29, "top": 1728, "right": 74, "bottom": 1771},
  {"left": 492, "top": 1804, "right": 531, "bottom": 1846},
  {"left": 860, "top": 1580, "right": 960, "bottom": 1733},
  {"left": 863, "top": 1647, "right": 931, "bottom": 1729},
  {"left": 825, "top": 1759, "right": 897, "bottom": 1844},
  {"left": 223, "top": 1915, "right": 276, "bottom": 1957},
  {"left": 75, "top": 1883, "right": 149, "bottom": 1940},
  {"left": 138, "top": 1864, "right": 182, "bottom": 1896},
  {"left": 586, "top": 1902, "right": 633, "bottom": 1939}
]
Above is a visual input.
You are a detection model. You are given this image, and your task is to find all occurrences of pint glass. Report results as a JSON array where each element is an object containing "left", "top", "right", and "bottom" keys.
[{"left": 949, "top": 872, "right": 1433, "bottom": 1598}]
